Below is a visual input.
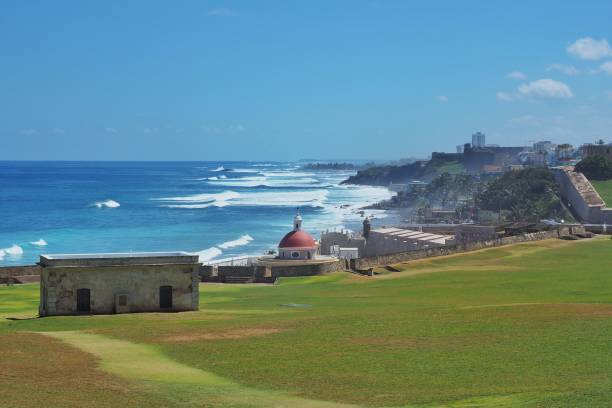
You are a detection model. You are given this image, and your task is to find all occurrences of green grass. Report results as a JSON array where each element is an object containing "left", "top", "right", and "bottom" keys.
[
  {"left": 2, "top": 238, "right": 612, "bottom": 407},
  {"left": 591, "top": 179, "right": 612, "bottom": 206}
]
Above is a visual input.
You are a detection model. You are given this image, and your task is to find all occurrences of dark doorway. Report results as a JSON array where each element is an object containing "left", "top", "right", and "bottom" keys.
[
  {"left": 159, "top": 285, "right": 173, "bottom": 309},
  {"left": 76, "top": 288, "right": 91, "bottom": 313}
]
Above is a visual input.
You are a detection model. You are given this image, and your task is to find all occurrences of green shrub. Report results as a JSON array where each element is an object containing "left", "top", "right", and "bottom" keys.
[{"left": 575, "top": 156, "right": 612, "bottom": 180}]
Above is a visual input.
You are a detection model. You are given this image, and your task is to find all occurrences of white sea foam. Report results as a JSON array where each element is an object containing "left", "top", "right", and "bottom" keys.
[
  {"left": 212, "top": 166, "right": 225, "bottom": 172},
  {"left": 191, "top": 234, "right": 256, "bottom": 262},
  {"left": 193, "top": 246, "right": 223, "bottom": 262},
  {"left": 218, "top": 234, "right": 254, "bottom": 249},
  {"left": 0, "top": 250, "right": 4, "bottom": 260},
  {"left": 30, "top": 239, "right": 47, "bottom": 246},
  {"left": 262, "top": 171, "right": 315, "bottom": 178},
  {"left": 207, "top": 176, "right": 320, "bottom": 188},
  {"left": 93, "top": 199, "right": 120, "bottom": 208},
  {"left": 229, "top": 168, "right": 261, "bottom": 173},
  {"left": 157, "top": 189, "right": 328, "bottom": 209},
  {"left": 3, "top": 245, "right": 24, "bottom": 257}
]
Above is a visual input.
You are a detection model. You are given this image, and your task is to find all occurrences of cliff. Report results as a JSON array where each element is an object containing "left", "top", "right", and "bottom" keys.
[{"left": 341, "top": 158, "right": 465, "bottom": 186}]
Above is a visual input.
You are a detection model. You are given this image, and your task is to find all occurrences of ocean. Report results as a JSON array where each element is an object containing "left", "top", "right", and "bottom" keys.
[{"left": 0, "top": 161, "right": 392, "bottom": 266}]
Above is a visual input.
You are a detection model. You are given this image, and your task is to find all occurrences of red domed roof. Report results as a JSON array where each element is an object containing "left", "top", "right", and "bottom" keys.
[{"left": 278, "top": 230, "right": 317, "bottom": 248}]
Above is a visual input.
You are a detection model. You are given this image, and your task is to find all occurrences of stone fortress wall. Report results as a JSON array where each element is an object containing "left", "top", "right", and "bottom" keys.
[
  {"left": 351, "top": 226, "right": 584, "bottom": 270},
  {"left": 0, "top": 265, "right": 41, "bottom": 284},
  {"left": 554, "top": 167, "right": 612, "bottom": 224},
  {"left": 200, "top": 258, "right": 348, "bottom": 282}
]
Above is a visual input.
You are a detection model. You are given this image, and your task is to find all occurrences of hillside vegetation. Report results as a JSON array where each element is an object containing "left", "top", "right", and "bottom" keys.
[
  {"left": 367, "top": 172, "right": 482, "bottom": 209},
  {"left": 477, "top": 167, "right": 572, "bottom": 222},
  {"left": 575, "top": 155, "right": 612, "bottom": 181},
  {"left": 342, "top": 158, "right": 465, "bottom": 186},
  {"left": 2, "top": 238, "right": 612, "bottom": 407}
]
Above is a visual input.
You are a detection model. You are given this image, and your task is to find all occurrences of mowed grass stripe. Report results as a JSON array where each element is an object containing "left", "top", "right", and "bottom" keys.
[{"left": 43, "top": 331, "right": 357, "bottom": 408}]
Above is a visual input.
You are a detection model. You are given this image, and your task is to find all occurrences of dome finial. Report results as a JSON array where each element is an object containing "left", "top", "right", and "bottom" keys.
[{"left": 294, "top": 208, "right": 303, "bottom": 231}]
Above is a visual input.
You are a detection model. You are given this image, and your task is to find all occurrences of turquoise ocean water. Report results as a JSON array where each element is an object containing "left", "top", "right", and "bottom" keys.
[{"left": 0, "top": 161, "right": 392, "bottom": 266}]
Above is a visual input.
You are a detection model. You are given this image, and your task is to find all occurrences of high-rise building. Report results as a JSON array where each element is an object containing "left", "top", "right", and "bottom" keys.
[{"left": 472, "top": 132, "right": 486, "bottom": 148}]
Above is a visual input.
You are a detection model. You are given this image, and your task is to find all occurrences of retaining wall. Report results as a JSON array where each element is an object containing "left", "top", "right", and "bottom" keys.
[
  {"left": 554, "top": 168, "right": 612, "bottom": 224},
  {"left": 0, "top": 265, "right": 41, "bottom": 284},
  {"left": 351, "top": 230, "right": 562, "bottom": 270}
]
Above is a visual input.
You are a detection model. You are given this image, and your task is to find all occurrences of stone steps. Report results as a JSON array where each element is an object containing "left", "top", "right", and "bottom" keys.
[{"left": 223, "top": 276, "right": 254, "bottom": 284}]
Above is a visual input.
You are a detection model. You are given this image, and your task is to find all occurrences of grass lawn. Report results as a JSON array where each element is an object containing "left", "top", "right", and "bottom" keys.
[
  {"left": 591, "top": 179, "right": 612, "bottom": 206},
  {"left": 2, "top": 238, "right": 612, "bottom": 407}
]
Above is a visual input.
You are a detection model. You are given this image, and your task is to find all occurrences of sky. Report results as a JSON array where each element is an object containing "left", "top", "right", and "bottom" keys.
[{"left": 1, "top": 0, "right": 612, "bottom": 161}]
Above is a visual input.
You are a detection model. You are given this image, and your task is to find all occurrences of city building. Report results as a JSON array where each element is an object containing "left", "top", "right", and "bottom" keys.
[
  {"left": 533, "top": 140, "right": 554, "bottom": 154},
  {"left": 38, "top": 252, "right": 201, "bottom": 316},
  {"left": 555, "top": 144, "right": 574, "bottom": 161},
  {"left": 472, "top": 131, "right": 486, "bottom": 148}
]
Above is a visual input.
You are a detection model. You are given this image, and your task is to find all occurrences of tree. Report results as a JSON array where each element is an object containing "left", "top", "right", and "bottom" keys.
[
  {"left": 477, "top": 168, "right": 569, "bottom": 222},
  {"left": 575, "top": 156, "right": 612, "bottom": 181}
]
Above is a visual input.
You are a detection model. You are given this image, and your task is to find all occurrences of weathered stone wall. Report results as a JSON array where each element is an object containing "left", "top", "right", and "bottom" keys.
[
  {"left": 351, "top": 230, "right": 561, "bottom": 270},
  {"left": 0, "top": 265, "right": 41, "bottom": 284},
  {"left": 40, "top": 264, "right": 199, "bottom": 316},
  {"left": 267, "top": 259, "right": 347, "bottom": 277},
  {"left": 200, "top": 259, "right": 348, "bottom": 281},
  {"left": 362, "top": 230, "right": 447, "bottom": 257},
  {"left": 319, "top": 232, "right": 366, "bottom": 256}
]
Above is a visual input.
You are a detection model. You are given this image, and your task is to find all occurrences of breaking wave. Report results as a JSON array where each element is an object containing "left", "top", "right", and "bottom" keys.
[
  {"left": 191, "top": 234, "right": 255, "bottom": 262},
  {"left": 156, "top": 190, "right": 328, "bottom": 209},
  {"left": 1, "top": 245, "right": 24, "bottom": 260},
  {"left": 211, "top": 166, "right": 225, "bottom": 172},
  {"left": 30, "top": 239, "right": 48, "bottom": 246},
  {"left": 93, "top": 199, "right": 120, "bottom": 208},
  {"left": 193, "top": 246, "right": 223, "bottom": 262},
  {"left": 218, "top": 234, "right": 254, "bottom": 249},
  {"left": 207, "top": 176, "right": 321, "bottom": 188},
  {"left": 261, "top": 171, "right": 315, "bottom": 178}
]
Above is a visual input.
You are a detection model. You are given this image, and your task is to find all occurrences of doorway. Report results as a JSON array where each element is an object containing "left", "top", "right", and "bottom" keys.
[
  {"left": 159, "top": 285, "right": 173, "bottom": 309},
  {"left": 76, "top": 288, "right": 91, "bottom": 313}
]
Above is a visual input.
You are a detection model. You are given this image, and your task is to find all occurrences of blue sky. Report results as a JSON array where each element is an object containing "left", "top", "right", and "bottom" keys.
[{"left": 1, "top": 0, "right": 612, "bottom": 161}]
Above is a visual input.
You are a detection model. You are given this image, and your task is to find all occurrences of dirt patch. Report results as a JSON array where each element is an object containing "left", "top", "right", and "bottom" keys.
[
  {"left": 161, "top": 327, "right": 285, "bottom": 342},
  {"left": 0, "top": 332, "right": 158, "bottom": 408}
]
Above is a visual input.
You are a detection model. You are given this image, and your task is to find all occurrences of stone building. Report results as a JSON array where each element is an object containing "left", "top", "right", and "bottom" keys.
[
  {"left": 38, "top": 252, "right": 200, "bottom": 316},
  {"left": 320, "top": 218, "right": 454, "bottom": 259}
]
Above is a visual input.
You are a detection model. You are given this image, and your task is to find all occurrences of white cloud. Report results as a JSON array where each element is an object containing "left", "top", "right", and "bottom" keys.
[
  {"left": 20, "top": 129, "right": 36, "bottom": 135},
  {"left": 228, "top": 124, "right": 246, "bottom": 132},
  {"left": 600, "top": 61, "right": 612, "bottom": 75},
  {"left": 567, "top": 37, "right": 612, "bottom": 60},
  {"left": 496, "top": 91, "right": 514, "bottom": 102},
  {"left": 207, "top": 8, "right": 236, "bottom": 17},
  {"left": 518, "top": 79, "right": 573, "bottom": 99},
  {"left": 104, "top": 127, "right": 118, "bottom": 134},
  {"left": 506, "top": 71, "right": 526, "bottom": 80},
  {"left": 52, "top": 128, "right": 65, "bottom": 134},
  {"left": 200, "top": 124, "right": 246, "bottom": 134},
  {"left": 546, "top": 64, "right": 579, "bottom": 75},
  {"left": 436, "top": 95, "right": 449, "bottom": 103}
]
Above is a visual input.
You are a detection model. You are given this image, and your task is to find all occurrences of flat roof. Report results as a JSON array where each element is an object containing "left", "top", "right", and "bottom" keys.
[
  {"left": 39, "top": 251, "right": 200, "bottom": 268},
  {"left": 41, "top": 251, "right": 192, "bottom": 260}
]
